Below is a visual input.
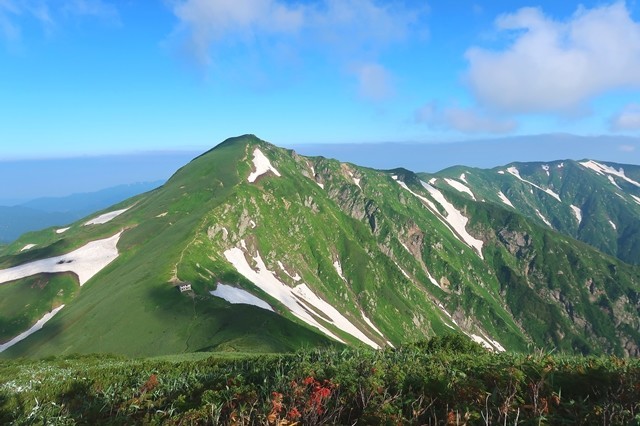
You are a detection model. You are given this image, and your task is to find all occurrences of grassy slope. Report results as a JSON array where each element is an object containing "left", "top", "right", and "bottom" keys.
[
  {"left": 1, "top": 138, "right": 333, "bottom": 358},
  {"left": 0, "top": 136, "right": 638, "bottom": 358}
]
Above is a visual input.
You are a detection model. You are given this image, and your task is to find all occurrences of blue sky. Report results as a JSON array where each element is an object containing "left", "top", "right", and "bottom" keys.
[{"left": 2, "top": 0, "right": 640, "bottom": 159}]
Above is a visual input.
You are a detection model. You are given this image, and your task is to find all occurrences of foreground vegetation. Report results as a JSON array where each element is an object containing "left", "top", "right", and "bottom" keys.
[{"left": 1, "top": 336, "right": 639, "bottom": 425}]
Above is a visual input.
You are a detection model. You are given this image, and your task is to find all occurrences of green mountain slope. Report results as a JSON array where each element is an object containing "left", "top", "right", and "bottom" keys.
[
  {"left": 0, "top": 135, "right": 639, "bottom": 358},
  {"left": 424, "top": 160, "right": 640, "bottom": 264}
]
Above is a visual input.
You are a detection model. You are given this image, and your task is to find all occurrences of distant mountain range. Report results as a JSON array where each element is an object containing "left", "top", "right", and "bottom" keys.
[
  {"left": 0, "top": 182, "right": 163, "bottom": 243},
  {"left": 0, "top": 135, "right": 638, "bottom": 359}
]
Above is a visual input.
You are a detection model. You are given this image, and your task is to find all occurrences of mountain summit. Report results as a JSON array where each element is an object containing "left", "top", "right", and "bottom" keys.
[{"left": 1, "top": 135, "right": 639, "bottom": 358}]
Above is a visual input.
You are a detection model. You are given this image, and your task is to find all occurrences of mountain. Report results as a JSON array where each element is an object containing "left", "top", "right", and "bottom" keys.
[
  {"left": 0, "top": 135, "right": 639, "bottom": 358},
  {"left": 423, "top": 160, "right": 640, "bottom": 264},
  {"left": 0, "top": 182, "right": 164, "bottom": 243}
]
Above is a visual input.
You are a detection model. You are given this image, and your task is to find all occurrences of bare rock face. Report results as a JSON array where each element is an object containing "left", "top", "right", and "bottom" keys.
[{"left": 498, "top": 228, "right": 531, "bottom": 257}]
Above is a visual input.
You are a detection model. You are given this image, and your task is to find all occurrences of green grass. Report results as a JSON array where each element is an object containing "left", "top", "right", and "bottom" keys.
[{"left": 1, "top": 336, "right": 639, "bottom": 425}]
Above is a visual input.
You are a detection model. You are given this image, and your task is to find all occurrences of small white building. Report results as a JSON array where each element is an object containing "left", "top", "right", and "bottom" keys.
[{"left": 179, "top": 284, "right": 192, "bottom": 293}]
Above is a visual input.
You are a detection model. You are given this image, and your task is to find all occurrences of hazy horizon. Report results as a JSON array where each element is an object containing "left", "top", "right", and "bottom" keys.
[{"left": 1, "top": 133, "right": 638, "bottom": 204}]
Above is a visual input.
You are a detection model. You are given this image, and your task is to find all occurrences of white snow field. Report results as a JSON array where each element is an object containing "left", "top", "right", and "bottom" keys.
[
  {"left": 277, "top": 261, "right": 301, "bottom": 281},
  {"left": 570, "top": 205, "right": 582, "bottom": 224},
  {"left": 535, "top": 209, "right": 553, "bottom": 228},
  {"left": 436, "top": 303, "right": 504, "bottom": 352},
  {"left": 84, "top": 207, "right": 130, "bottom": 226},
  {"left": 393, "top": 177, "right": 483, "bottom": 258},
  {"left": 247, "top": 148, "right": 281, "bottom": 183},
  {"left": 20, "top": 244, "right": 37, "bottom": 252},
  {"left": 506, "top": 167, "right": 561, "bottom": 202},
  {"left": 580, "top": 160, "right": 640, "bottom": 188},
  {"left": 498, "top": 191, "right": 515, "bottom": 208},
  {"left": 0, "top": 305, "right": 65, "bottom": 353},
  {"left": 632, "top": 195, "right": 640, "bottom": 206},
  {"left": 56, "top": 227, "right": 70, "bottom": 234},
  {"left": 0, "top": 232, "right": 123, "bottom": 286},
  {"left": 444, "top": 178, "right": 476, "bottom": 200},
  {"left": 333, "top": 260, "right": 347, "bottom": 282},
  {"left": 224, "top": 244, "right": 380, "bottom": 348},
  {"left": 609, "top": 220, "right": 618, "bottom": 230},
  {"left": 210, "top": 284, "right": 273, "bottom": 311},
  {"left": 420, "top": 181, "right": 484, "bottom": 258}
]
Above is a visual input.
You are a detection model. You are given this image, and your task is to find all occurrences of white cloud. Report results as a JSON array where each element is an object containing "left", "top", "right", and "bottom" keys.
[
  {"left": 352, "top": 62, "right": 394, "bottom": 101},
  {"left": 63, "top": 0, "right": 119, "bottom": 20},
  {"left": 171, "top": 0, "right": 304, "bottom": 66},
  {"left": 611, "top": 104, "right": 640, "bottom": 132},
  {"left": 415, "top": 101, "right": 517, "bottom": 134},
  {"left": 0, "top": 0, "right": 118, "bottom": 44},
  {"left": 466, "top": 2, "right": 640, "bottom": 114},
  {"left": 168, "top": 0, "right": 425, "bottom": 95}
]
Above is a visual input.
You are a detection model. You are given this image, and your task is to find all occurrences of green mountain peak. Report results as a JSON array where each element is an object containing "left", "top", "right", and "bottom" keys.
[{"left": 1, "top": 136, "right": 639, "bottom": 358}]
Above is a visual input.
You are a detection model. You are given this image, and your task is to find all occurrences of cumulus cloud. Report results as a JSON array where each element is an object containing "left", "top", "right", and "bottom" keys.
[
  {"left": 415, "top": 102, "right": 517, "bottom": 134},
  {"left": 466, "top": 2, "right": 640, "bottom": 114},
  {"left": 611, "top": 104, "right": 640, "bottom": 132}
]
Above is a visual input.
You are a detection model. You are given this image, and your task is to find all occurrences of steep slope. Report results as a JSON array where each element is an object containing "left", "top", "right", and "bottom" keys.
[
  {"left": 0, "top": 135, "right": 639, "bottom": 358},
  {"left": 425, "top": 160, "right": 640, "bottom": 264}
]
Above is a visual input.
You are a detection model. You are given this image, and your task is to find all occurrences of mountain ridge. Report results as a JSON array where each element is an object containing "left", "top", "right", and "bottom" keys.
[{"left": 0, "top": 135, "right": 639, "bottom": 358}]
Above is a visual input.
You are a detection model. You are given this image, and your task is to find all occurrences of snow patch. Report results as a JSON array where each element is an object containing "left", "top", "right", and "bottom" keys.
[
  {"left": 224, "top": 246, "right": 379, "bottom": 348},
  {"left": 428, "top": 177, "right": 437, "bottom": 185},
  {"left": 55, "top": 227, "right": 70, "bottom": 234},
  {"left": 607, "top": 176, "right": 622, "bottom": 190},
  {"left": 419, "top": 182, "right": 484, "bottom": 258},
  {"left": 535, "top": 209, "right": 553, "bottom": 228},
  {"left": 211, "top": 284, "right": 273, "bottom": 311},
  {"left": 0, "top": 232, "right": 123, "bottom": 286},
  {"left": 156, "top": 212, "right": 168, "bottom": 218},
  {"left": 497, "top": 170, "right": 505, "bottom": 175},
  {"left": 570, "top": 205, "right": 582, "bottom": 224},
  {"left": 459, "top": 173, "right": 468, "bottom": 184},
  {"left": 609, "top": 220, "right": 617, "bottom": 230},
  {"left": 247, "top": 148, "right": 281, "bottom": 183},
  {"left": 277, "top": 261, "right": 301, "bottom": 281},
  {"left": 392, "top": 260, "right": 411, "bottom": 280},
  {"left": 396, "top": 179, "right": 483, "bottom": 258},
  {"left": 333, "top": 260, "right": 347, "bottom": 282},
  {"left": 292, "top": 283, "right": 380, "bottom": 349},
  {"left": 250, "top": 220, "right": 257, "bottom": 229},
  {"left": 348, "top": 171, "right": 362, "bottom": 189},
  {"left": 0, "top": 305, "right": 65, "bottom": 353},
  {"left": 632, "top": 195, "right": 640, "bottom": 205},
  {"left": 84, "top": 208, "right": 130, "bottom": 226},
  {"left": 444, "top": 178, "right": 476, "bottom": 200},
  {"left": 580, "top": 160, "right": 640, "bottom": 188},
  {"left": 506, "top": 167, "right": 561, "bottom": 202},
  {"left": 427, "top": 270, "right": 441, "bottom": 288},
  {"left": 497, "top": 191, "right": 514, "bottom": 208},
  {"left": 20, "top": 244, "right": 37, "bottom": 252},
  {"left": 542, "top": 164, "right": 550, "bottom": 176},
  {"left": 316, "top": 182, "right": 324, "bottom": 189},
  {"left": 361, "top": 312, "right": 384, "bottom": 338}
]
